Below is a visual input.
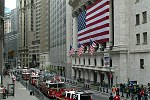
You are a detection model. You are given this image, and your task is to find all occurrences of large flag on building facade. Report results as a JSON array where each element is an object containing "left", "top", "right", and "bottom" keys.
[
  {"left": 69, "top": 45, "right": 75, "bottom": 56},
  {"left": 78, "top": 43, "right": 84, "bottom": 57},
  {"left": 89, "top": 39, "right": 97, "bottom": 55},
  {"left": 77, "top": 0, "right": 110, "bottom": 44}
]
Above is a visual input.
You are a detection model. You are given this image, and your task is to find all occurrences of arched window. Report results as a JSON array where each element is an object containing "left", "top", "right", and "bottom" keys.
[
  {"left": 88, "top": 58, "right": 90, "bottom": 65},
  {"left": 94, "top": 58, "right": 97, "bottom": 66},
  {"left": 101, "top": 58, "right": 104, "bottom": 66}
]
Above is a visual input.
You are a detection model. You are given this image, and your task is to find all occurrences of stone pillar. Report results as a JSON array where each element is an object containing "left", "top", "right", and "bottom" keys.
[
  {"left": 71, "top": 68, "right": 75, "bottom": 78},
  {"left": 72, "top": 12, "right": 78, "bottom": 51}
]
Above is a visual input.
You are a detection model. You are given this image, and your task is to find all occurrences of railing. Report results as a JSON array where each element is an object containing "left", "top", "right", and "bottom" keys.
[{"left": 20, "top": 79, "right": 50, "bottom": 100}]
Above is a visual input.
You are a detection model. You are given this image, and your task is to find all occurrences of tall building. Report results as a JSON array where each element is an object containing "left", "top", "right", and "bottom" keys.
[
  {"left": 28, "top": 0, "right": 41, "bottom": 68},
  {"left": 18, "top": 0, "right": 35, "bottom": 68},
  {"left": 4, "top": 13, "right": 11, "bottom": 34},
  {"left": 69, "top": 0, "right": 150, "bottom": 85},
  {"left": 39, "top": 0, "right": 50, "bottom": 69},
  {"left": 49, "top": 0, "right": 72, "bottom": 77},
  {"left": 4, "top": 31, "right": 19, "bottom": 65},
  {"left": 0, "top": 0, "right": 5, "bottom": 85},
  {"left": 128, "top": 0, "right": 150, "bottom": 85},
  {"left": 4, "top": 8, "right": 19, "bottom": 67},
  {"left": 11, "top": 8, "right": 18, "bottom": 32}
]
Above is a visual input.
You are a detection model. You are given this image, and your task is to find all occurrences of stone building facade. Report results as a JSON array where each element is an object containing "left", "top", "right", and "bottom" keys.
[{"left": 69, "top": 0, "right": 150, "bottom": 86}]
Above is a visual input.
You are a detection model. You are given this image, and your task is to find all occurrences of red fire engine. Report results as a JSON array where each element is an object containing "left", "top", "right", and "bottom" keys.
[
  {"left": 38, "top": 79, "right": 65, "bottom": 98},
  {"left": 22, "top": 72, "right": 30, "bottom": 80},
  {"left": 29, "top": 73, "right": 39, "bottom": 86}
]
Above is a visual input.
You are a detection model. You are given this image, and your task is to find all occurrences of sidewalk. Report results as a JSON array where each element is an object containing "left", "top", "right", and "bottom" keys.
[{"left": 1, "top": 76, "right": 38, "bottom": 100}]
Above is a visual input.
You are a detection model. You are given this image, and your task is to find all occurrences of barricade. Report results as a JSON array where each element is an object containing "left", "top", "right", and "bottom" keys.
[{"left": 20, "top": 79, "right": 49, "bottom": 100}]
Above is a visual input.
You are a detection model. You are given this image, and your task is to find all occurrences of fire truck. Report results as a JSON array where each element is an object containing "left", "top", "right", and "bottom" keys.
[
  {"left": 29, "top": 73, "right": 39, "bottom": 86},
  {"left": 38, "top": 79, "right": 66, "bottom": 98},
  {"left": 56, "top": 90, "right": 93, "bottom": 100},
  {"left": 22, "top": 71, "right": 30, "bottom": 80}
]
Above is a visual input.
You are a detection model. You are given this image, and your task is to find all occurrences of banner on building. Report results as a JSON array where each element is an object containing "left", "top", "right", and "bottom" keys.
[{"left": 103, "top": 53, "right": 110, "bottom": 67}]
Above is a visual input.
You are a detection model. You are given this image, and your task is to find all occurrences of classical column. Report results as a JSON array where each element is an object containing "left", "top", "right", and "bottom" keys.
[{"left": 72, "top": 11, "right": 78, "bottom": 51}]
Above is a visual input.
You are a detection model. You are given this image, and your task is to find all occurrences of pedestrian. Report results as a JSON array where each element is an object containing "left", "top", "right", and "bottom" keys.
[
  {"left": 6, "top": 88, "right": 8, "bottom": 98},
  {"left": 138, "top": 92, "right": 141, "bottom": 100},
  {"left": 2, "top": 87, "right": 6, "bottom": 99},
  {"left": 116, "top": 86, "right": 119, "bottom": 96},
  {"left": 112, "top": 86, "right": 116, "bottom": 96},
  {"left": 109, "top": 93, "right": 114, "bottom": 100}
]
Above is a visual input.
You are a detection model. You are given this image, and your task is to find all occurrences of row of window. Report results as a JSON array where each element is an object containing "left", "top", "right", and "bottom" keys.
[
  {"left": 136, "top": 32, "right": 147, "bottom": 45},
  {"left": 73, "top": 58, "right": 145, "bottom": 70},
  {"left": 74, "top": 58, "right": 112, "bottom": 67},
  {"left": 135, "top": 11, "right": 147, "bottom": 25}
]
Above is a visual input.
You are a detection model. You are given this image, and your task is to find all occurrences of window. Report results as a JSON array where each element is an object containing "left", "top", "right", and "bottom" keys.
[
  {"left": 143, "top": 32, "right": 147, "bottom": 44},
  {"left": 136, "top": 34, "right": 140, "bottom": 44},
  {"left": 94, "top": 58, "right": 97, "bottom": 66},
  {"left": 136, "top": 14, "right": 140, "bottom": 25},
  {"left": 83, "top": 58, "right": 85, "bottom": 65},
  {"left": 110, "top": 58, "right": 112, "bottom": 67},
  {"left": 140, "top": 59, "right": 144, "bottom": 69},
  {"left": 79, "top": 58, "right": 80, "bottom": 65},
  {"left": 75, "top": 58, "right": 76, "bottom": 64},
  {"left": 142, "top": 11, "right": 147, "bottom": 24},
  {"left": 88, "top": 58, "right": 90, "bottom": 65},
  {"left": 101, "top": 58, "right": 104, "bottom": 66},
  {"left": 135, "top": 0, "right": 139, "bottom": 3}
]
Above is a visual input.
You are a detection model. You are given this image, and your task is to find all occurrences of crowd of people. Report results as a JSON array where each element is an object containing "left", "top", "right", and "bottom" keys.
[{"left": 109, "top": 83, "right": 150, "bottom": 100}]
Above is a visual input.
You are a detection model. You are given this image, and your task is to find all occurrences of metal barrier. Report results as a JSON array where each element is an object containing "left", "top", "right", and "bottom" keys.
[{"left": 20, "top": 79, "right": 50, "bottom": 100}]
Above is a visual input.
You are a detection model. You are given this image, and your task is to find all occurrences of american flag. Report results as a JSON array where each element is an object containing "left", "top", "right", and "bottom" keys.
[
  {"left": 78, "top": 0, "right": 110, "bottom": 44},
  {"left": 69, "top": 45, "right": 75, "bottom": 56},
  {"left": 89, "top": 39, "right": 97, "bottom": 55},
  {"left": 78, "top": 43, "right": 84, "bottom": 57}
]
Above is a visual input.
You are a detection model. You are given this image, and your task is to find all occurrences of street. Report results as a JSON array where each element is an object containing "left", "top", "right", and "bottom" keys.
[{"left": 66, "top": 83, "right": 109, "bottom": 100}]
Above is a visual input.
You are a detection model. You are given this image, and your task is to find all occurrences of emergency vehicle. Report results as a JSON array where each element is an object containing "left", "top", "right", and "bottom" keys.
[
  {"left": 29, "top": 72, "right": 39, "bottom": 86},
  {"left": 38, "top": 79, "right": 65, "bottom": 98},
  {"left": 56, "top": 90, "right": 93, "bottom": 100},
  {"left": 22, "top": 71, "right": 30, "bottom": 80}
]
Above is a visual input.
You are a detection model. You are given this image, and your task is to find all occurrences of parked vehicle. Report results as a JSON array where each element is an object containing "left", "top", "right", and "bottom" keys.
[
  {"left": 29, "top": 73, "right": 39, "bottom": 86},
  {"left": 38, "top": 78, "right": 66, "bottom": 98},
  {"left": 56, "top": 90, "right": 93, "bottom": 100}
]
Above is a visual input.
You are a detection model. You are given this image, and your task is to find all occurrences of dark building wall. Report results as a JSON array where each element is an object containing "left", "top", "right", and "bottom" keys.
[{"left": 0, "top": 0, "right": 5, "bottom": 85}]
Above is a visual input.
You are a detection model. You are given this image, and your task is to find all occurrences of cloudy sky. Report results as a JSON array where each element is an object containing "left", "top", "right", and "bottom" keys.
[{"left": 5, "top": 0, "right": 16, "bottom": 10}]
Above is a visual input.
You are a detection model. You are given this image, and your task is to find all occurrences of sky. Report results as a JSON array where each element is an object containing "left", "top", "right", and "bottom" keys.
[{"left": 5, "top": 0, "right": 16, "bottom": 10}]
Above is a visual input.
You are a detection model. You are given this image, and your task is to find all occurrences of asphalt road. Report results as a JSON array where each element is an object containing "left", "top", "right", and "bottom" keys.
[{"left": 66, "top": 83, "right": 109, "bottom": 100}]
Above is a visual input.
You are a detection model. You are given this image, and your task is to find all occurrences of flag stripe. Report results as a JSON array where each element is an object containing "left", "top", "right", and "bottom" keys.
[
  {"left": 86, "top": 12, "right": 109, "bottom": 26},
  {"left": 78, "top": 22, "right": 109, "bottom": 37},
  {"left": 86, "top": 2, "right": 110, "bottom": 18},
  {"left": 78, "top": 17, "right": 109, "bottom": 35},
  {"left": 89, "top": 39, "right": 97, "bottom": 55},
  {"left": 77, "top": 0, "right": 110, "bottom": 44},
  {"left": 86, "top": 0, "right": 108, "bottom": 13},
  {"left": 80, "top": 34, "right": 109, "bottom": 44},
  {"left": 86, "top": 8, "right": 109, "bottom": 22},
  {"left": 78, "top": 30, "right": 109, "bottom": 41}
]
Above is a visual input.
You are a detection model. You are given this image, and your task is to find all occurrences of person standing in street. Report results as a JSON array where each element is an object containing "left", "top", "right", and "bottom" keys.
[{"left": 109, "top": 93, "right": 114, "bottom": 100}]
